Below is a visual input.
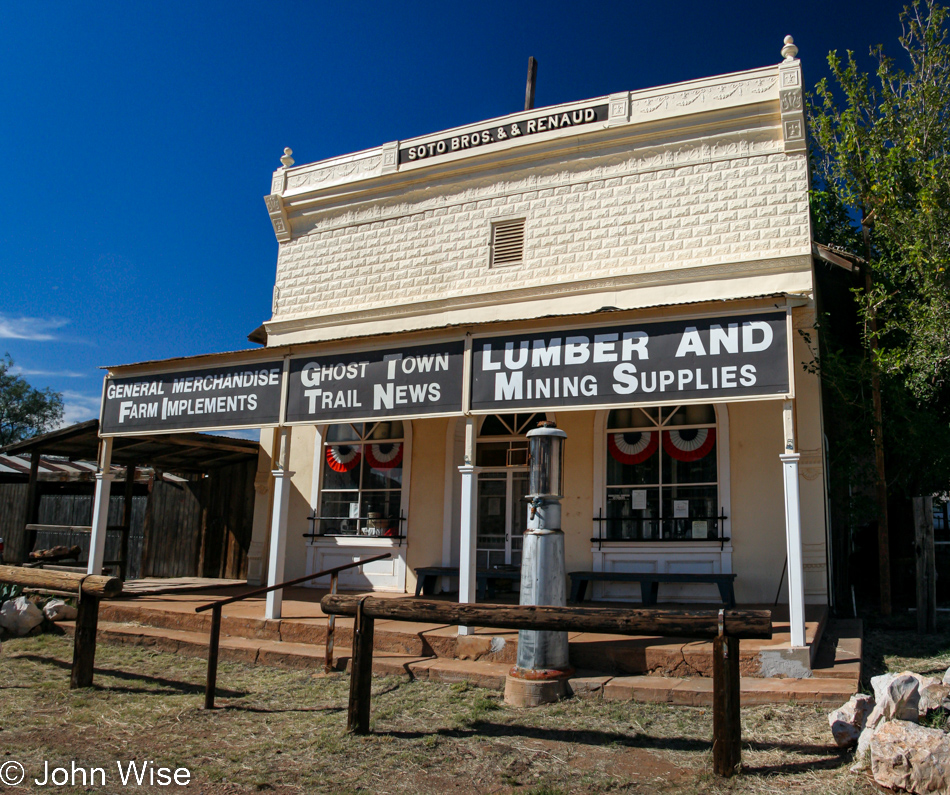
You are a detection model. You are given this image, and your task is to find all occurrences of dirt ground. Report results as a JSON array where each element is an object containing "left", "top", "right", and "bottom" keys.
[{"left": 0, "top": 630, "right": 903, "bottom": 795}]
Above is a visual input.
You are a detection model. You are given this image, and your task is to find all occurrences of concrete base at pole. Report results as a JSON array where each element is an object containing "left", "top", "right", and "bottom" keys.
[{"left": 504, "top": 673, "right": 569, "bottom": 707}]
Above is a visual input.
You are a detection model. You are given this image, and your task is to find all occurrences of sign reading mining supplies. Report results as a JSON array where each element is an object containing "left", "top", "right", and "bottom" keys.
[
  {"left": 285, "top": 341, "right": 465, "bottom": 423},
  {"left": 100, "top": 361, "right": 284, "bottom": 435},
  {"left": 470, "top": 312, "right": 790, "bottom": 413}
]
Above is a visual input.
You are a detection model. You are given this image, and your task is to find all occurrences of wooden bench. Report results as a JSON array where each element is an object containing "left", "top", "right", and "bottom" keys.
[
  {"left": 569, "top": 571, "right": 737, "bottom": 608},
  {"left": 414, "top": 566, "right": 521, "bottom": 600}
]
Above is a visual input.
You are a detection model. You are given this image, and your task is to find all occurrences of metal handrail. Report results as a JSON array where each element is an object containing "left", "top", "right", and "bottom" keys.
[{"left": 197, "top": 552, "right": 391, "bottom": 709}]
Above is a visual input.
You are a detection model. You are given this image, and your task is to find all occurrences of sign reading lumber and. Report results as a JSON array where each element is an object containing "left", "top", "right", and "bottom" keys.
[
  {"left": 285, "top": 341, "right": 465, "bottom": 423},
  {"left": 100, "top": 361, "right": 284, "bottom": 434},
  {"left": 470, "top": 312, "right": 790, "bottom": 413}
]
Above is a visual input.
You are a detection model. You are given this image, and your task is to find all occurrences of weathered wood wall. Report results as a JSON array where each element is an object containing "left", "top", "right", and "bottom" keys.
[{"left": 0, "top": 459, "right": 256, "bottom": 581}]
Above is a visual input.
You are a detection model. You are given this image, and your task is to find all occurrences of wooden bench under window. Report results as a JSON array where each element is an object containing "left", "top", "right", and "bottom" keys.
[
  {"left": 569, "top": 571, "right": 737, "bottom": 608},
  {"left": 414, "top": 566, "right": 521, "bottom": 600}
]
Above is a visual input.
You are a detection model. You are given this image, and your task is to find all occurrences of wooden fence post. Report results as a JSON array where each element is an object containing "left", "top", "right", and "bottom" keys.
[
  {"left": 347, "top": 598, "right": 375, "bottom": 734},
  {"left": 70, "top": 593, "right": 100, "bottom": 689},
  {"left": 712, "top": 611, "right": 741, "bottom": 777},
  {"left": 324, "top": 572, "right": 338, "bottom": 675},
  {"left": 914, "top": 496, "right": 937, "bottom": 634},
  {"left": 204, "top": 604, "right": 223, "bottom": 709}
]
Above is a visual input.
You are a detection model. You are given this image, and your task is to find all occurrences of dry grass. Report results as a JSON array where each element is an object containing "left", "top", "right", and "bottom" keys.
[{"left": 0, "top": 632, "right": 889, "bottom": 794}]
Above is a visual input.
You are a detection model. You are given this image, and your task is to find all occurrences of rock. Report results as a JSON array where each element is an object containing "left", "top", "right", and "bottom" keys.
[
  {"left": 943, "top": 666, "right": 950, "bottom": 686},
  {"left": 43, "top": 599, "right": 78, "bottom": 622},
  {"left": 919, "top": 683, "right": 950, "bottom": 717},
  {"left": 881, "top": 674, "right": 922, "bottom": 722},
  {"left": 829, "top": 694, "right": 875, "bottom": 748},
  {"left": 870, "top": 720, "right": 950, "bottom": 794},
  {"left": 0, "top": 597, "right": 44, "bottom": 636}
]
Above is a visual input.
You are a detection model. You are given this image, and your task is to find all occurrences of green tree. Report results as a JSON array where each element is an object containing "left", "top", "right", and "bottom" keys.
[
  {"left": 0, "top": 354, "right": 65, "bottom": 447},
  {"left": 809, "top": 0, "right": 950, "bottom": 615},
  {"left": 810, "top": 0, "right": 950, "bottom": 399}
]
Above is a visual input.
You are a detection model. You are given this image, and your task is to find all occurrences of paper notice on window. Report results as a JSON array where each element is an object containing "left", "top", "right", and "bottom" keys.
[
  {"left": 673, "top": 500, "right": 689, "bottom": 518},
  {"left": 692, "top": 520, "right": 708, "bottom": 539},
  {"left": 631, "top": 490, "right": 647, "bottom": 510},
  {"left": 349, "top": 502, "right": 360, "bottom": 519}
]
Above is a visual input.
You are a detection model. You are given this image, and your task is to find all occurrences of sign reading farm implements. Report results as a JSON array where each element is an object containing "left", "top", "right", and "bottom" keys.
[
  {"left": 398, "top": 104, "right": 609, "bottom": 165},
  {"left": 470, "top": 312, "right": 790, "bottom": 413},
  {"left": 285, "top": 341, "right": 464, "bottom": 423},
  {"left": 100, "top": 361, "right": 284, "bottom": 434}
]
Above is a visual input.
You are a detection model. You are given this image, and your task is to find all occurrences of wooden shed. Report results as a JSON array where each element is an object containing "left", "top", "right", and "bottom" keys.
[{"left": 0, "top": 420, "right": 259, "bottom": 581}]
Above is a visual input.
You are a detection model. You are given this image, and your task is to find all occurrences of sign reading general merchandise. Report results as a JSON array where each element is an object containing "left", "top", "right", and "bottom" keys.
[
  {"left": 470, "top": 312, "right": 790, "bottom": 413},
  {"left": 285, "top": 341, "right": 465, "bottom": 423},
  {"left": 100, "top": 361, "right": 284, "bottom": 435},
  {"left": 398, "top": 104, "right": 609, "bottom": 165}
]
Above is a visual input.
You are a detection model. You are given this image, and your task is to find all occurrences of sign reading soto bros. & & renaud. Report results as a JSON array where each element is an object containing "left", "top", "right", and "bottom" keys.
[
  {"left": 470, "top": 312, "right": 790, "bottom": 413},
  {"left": 100, "top": 312, "right": 790, "bottom": 435}
]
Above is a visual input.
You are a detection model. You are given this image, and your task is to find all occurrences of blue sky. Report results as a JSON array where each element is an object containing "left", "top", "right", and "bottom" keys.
[{"left": 0, "top": 0, "right": 909, "bottom": 428}]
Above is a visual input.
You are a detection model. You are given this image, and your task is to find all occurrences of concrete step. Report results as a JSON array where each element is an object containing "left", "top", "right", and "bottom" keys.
[
  {"left": 603, "top": 674, "right": 858, "bottom": 707},
  {"left": 810, "top": 618, "right": 863, "bottom": 681}
]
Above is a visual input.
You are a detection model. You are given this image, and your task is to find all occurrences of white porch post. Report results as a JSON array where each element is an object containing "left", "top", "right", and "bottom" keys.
[
  {"left": 781, "top": 401, "right": 806, "bottom": 647},
  {"left": 88, "top": 437, "right": 115, "bottom": 575},
  {"left": 458, "top": 416, "right": 479, "bottom": 636},
  {"left": 265, "top": 427, "right": 294, "bottom": 620}
]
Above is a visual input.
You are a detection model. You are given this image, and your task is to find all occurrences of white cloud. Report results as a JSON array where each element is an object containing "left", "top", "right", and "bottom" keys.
[
  {"left": 59, "top": 390, "right": 103, "bottom": 427},
  {"left": 0, "top": 314, "right": 70, "bottom": 341},
  {"left": 10, "top": 366, "right": 87, "bottom": 378}
]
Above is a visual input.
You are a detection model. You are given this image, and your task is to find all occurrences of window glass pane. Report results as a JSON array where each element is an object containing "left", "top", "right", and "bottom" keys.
[
  {"left": 360, "top": 491, "right": 401, "bottom": 535},
  {"left": 662, "top": 429, "right": 717, "bottom": 484},
  {"left": 319, "top": 493, "right": 361, "bottom": 535},
  {"left": 661, "top": 485, "right": 718, "bottom": 539},
  {"left": 326, "top": 423, "right": 361, "bottom": 442},
  {"left": 608, "top": 408, "right": 657, "bottom": 429},
  {"left": 479, "top": 415, "right": 511, "bottom": 436},
  {"left": 516, "top": 413, "right": 541, "bottom": 434},
  {"left": 665, "top": 404, "right": 716, "bottom": 426},
  {"left": 606, "top": 431, "right": 659, "bottom": 485},
  {"left": 362, "top": 442, "right": 404, "bottom": 489},
  {"left": 323, "top": 444, "right": 363, "bottom": 490},
  {"left": 606, "top": 487, "right": 660, "bottom": 540},
  {"left": 477, "top": 478, "right": 506, "bottom": 550},
  {"left": 476, "top": 441, "right": 510, "bottom": 467},
  {"left": 368, "top": 420, "right": 403, "bottom": 440}
]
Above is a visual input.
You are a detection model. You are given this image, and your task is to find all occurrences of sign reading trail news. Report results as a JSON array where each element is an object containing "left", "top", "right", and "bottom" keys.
[
  {"left": 100, "top": 361, "right": 284, "bottom": 434},
  {"left": 285, "top": 341, "right": 465, "bottom": 423},
  {"left": 470, "top": 312, "right": 790, "bottom": 413}
]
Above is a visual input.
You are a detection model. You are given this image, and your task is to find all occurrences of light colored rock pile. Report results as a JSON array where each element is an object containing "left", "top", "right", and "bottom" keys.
[
  {"left": 0, "top": 596, "right": 44, "bottom": 636},
  {"left": 829, "top": 669, "right": 950, "bottom": 793}
]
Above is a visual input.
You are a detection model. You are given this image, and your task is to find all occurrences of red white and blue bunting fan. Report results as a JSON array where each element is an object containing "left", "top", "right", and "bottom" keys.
[
  {"left": 326, "top": 444, "right": 361, "bottom": 473},
  {"left": 663, "top": 428, "right": 716, "bottom": 462},
  {"left": 364, "top": 442, "right": 403, "bottom": 470},
  {"left": 608, "top": 431, "right": 658, "bottom": 465}
]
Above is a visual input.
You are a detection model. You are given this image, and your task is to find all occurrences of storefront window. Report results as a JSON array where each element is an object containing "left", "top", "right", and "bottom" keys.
[
  {"left": 605, "top": 405, "right": 718, "bottom": 540},
  {"left": 318, "top": 421, "right": 404, "bottom": 536}
]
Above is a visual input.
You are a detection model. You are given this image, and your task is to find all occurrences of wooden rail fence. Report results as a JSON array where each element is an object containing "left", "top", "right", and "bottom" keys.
[
  {"left": 0, "top": 564, "right": 122, "bottom": 688},
  {"left": 321, "top": 595, "right": 772, "bottom": 778}
]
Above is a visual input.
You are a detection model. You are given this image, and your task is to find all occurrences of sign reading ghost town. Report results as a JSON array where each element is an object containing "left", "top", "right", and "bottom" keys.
[
  {"left": 100, "top": 361, "right": 284, "bottom": 435},
  {"left": 285, "top": 341, "right": 465, "bottom": 423},
  {"left": 398, "top": 104, "right": 609, "bottom": 165},
  {"left": 470, "top": 312, "right": 790, "bottom": 413}
]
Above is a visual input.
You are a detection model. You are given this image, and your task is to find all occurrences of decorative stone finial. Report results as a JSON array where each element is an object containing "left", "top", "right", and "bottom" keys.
[
  {"left": 781, "top": 35, "right": 799, "bottom": 61},
  {"left": 280, "top": 147, "right": 294, "bottom": 168}
]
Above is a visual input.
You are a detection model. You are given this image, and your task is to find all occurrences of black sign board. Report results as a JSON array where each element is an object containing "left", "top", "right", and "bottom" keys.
[
  {"left": 285, "top": 341, "right": 465, "bottom": 423},
  {"left": 399, "top": 104, "right": 609, "bottom": 165},
  {"left": 471, "top": 312, "right": 790, "bottom": 413},
  {"left": 101, "top": 361, "right": 284, "bottom": 435}
]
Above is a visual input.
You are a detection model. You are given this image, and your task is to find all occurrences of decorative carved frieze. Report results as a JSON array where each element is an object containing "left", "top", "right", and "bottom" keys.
[
  {"left": 629, "top": 76, "right": 776, "bottom": 121},
  {"left": 264, "top": 193, "right": 291, "bottom": 243},
  {"left": 284, "top": 155, "right": 383, "bottom": 192},
  {"left": 778, "top": 60, "right": 806, "bottom": 155}
]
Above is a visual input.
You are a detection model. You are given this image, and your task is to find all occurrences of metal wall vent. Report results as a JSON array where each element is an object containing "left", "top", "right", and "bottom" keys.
[{"left": 490, "top": 218, "right": 525, "bottom": 267}]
